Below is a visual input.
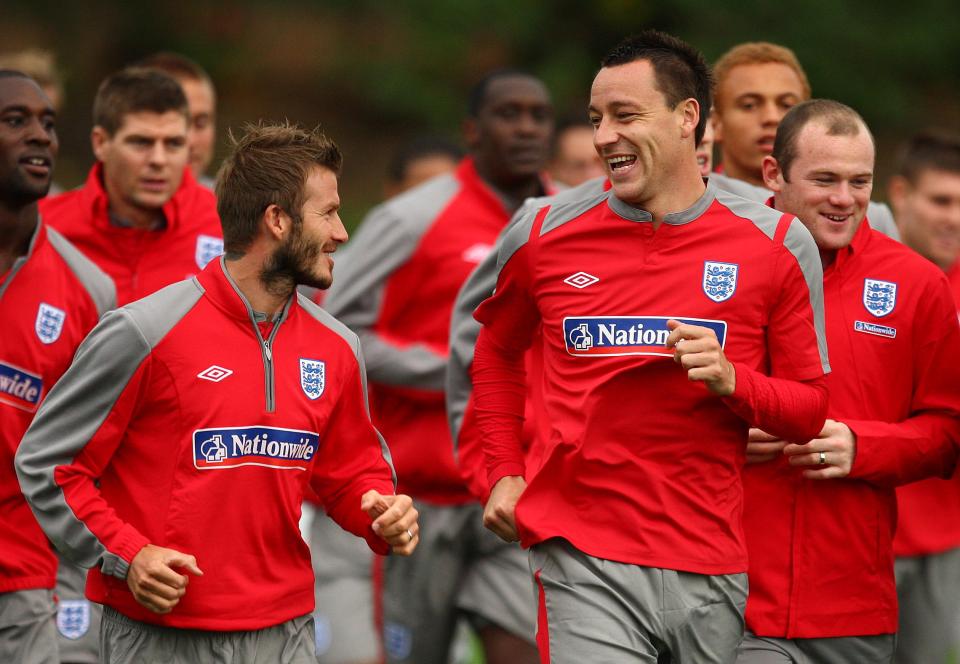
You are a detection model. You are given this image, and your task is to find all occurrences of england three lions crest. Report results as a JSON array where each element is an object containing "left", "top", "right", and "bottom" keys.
[
  {"left": 35, "top": 302, "right": 66, "bottom": 344},
  {"left": 300, "top": 359, "right": 325, "bottom": 400},
  {"left": 863, "top": 279, "right": 897, "bottom": 317},
  {"left": 195, "top": 234, "right": 224, "bottom": 270},
  {"left": 703, "top": 261, "right": 739, "bottom": 303}
]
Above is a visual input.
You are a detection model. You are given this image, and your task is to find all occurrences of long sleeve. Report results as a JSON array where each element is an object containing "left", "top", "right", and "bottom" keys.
[
  {"left": 724, "top": 367, "right": 828, "bottom": 442},
  {"left": 15, "top": 309, "right": 153, "bottom": 580}
]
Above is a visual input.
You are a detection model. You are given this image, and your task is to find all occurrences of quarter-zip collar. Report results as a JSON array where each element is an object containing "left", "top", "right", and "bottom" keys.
[
  {"left": 0, "top": 220, "right": 44, "bottom": 300},
  {"left": 607, "top": 179, "right": 717, "bottom": 225}
]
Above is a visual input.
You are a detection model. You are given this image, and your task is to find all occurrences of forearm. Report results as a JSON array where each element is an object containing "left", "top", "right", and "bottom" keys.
[
  {"left": 847, "top": 413, "right": 960, "bottom": 486},
  {"left": 723, "top": 363, "right": 827, "bottom": 443}
]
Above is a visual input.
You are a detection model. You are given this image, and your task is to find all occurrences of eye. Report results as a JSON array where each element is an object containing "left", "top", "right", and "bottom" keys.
[
  {"left": 3, "top": 114, "right": 25, "bottom": 127},
  {"left": 588, "top": 115, "right": 601, "bottom": 127}
]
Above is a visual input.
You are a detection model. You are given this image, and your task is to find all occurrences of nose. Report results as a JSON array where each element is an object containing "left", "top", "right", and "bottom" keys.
[
  {"left": 760, "top": 101, "right": 781, "bottom": 126},
  {"left": 593, "top": 116, "right": 617, "bottom": 151},
  {"left": 828, "top": 182, "right": 855, "bottom": 209},
  {"left": 24, "top": 116, "right": 53, "bottom": 147},
  {"left": 148, "top": 141, "right": 168, "bottom": 167},
  {"left": 332, "top": 213, "right": 348, "bottom": 244}
]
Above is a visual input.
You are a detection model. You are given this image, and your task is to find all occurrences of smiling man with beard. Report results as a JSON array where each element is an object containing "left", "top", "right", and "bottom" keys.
[
  {"left": 320, "top": 69, "right": 553, "bottom": 664},
  {"left": 16, "top": 123, "right": 417, "bottom": 664}
]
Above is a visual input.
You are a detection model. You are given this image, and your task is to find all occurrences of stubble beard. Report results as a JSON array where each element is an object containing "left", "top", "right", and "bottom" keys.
[{"left": 259, "top": 225, "right": 330, "bottom": 297}]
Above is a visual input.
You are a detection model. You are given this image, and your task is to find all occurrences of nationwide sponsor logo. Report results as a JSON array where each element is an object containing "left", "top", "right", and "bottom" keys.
[
  {"left": 195, "top": 234, "right": 224, "bottom": 270},
  {"left": 193, "top": 426, "right": 319, "bottom": 471},
  {"left": 300, "top": 359, "right": 325, "bottom": 400},
  {"left": 863, "top": 278, "right": 897, "bottom": 317},
  {"left": 197, "top": 365, "right": 233, "bottom": 382},
  {"left": 563, "top": 316, "right": 727, "bottom": 357},
  {"left": 854, "top": 320, "right": 897, "bottom": 339},
  {"left": 57, "top": 600, "right": 90, "bottom": 640},
  {"left": 703, "top": 261, "right": 739, "bottom": 303},
  {"left": 35, "top": 302, "right": 66, "bottom": 344},
  {"left": 0, "top": 360, "right": 43, "bottom": 412},
  {"left": 462, "top": 243, "right": 494, "bottom": 264},
  {"left": 563, "top": 271, "right": 600, "bottom": 289}
]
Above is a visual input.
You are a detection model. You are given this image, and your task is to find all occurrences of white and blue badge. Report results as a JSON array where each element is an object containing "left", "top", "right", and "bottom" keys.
[
  {"left": 703, "top": 261, "right": 739, "bottom": 303},
  {"left": 383, "top": 621, "right": 413, "bottom": 661},
  {"left": 863, "top": 279, "right": 897, "bottom": 317},
  {"left": 57, "top": 599, "right": 90, "bottom": 640},
  {"left": 192, "top": 426, "right": 319, "bottom": 471},
  {"left": 195, "top": 234, "right": 224, "bottom": 270},
  {"left": 300, "top": 359, "right": 326, "bottom": 400},
  {"left": 35, "top": 302, "right": 66, "bottom": 344}
]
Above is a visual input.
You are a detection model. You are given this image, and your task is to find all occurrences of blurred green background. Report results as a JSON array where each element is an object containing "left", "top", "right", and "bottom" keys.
[{"left": 4, "top": 0, "right": 959, "bottom": 228}]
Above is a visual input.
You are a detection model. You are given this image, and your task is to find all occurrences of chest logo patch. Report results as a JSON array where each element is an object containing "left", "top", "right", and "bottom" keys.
[
  {"left": 563, "top": 316, "right": 727, "bottom": 357},
  {"left": 195, "top": 234, "right": 224, "bottom": 270},
  {"left": 854, "top": 321, "right": 897, "bottom": 339},
  {"left": 462, "top": 243, "right": 494, "bottom": 264},
  {"left": 300, "top": 359, "right": 326, "bottom": 400},
  {"left": 0, "top": 360, "right": 43, "bottom": 412},
  {"left": 563, "top": 272, "right": 600, "bottom": 289},
  {"left": 703, "top": 261, "right": 739, "bottom": 303},
  {"left": 193, "top": 426, "right": 319, "bottom": 471},
  {"left": 35, "top": 303, "right": 66, "bottom": 344},
  {"left": 197, "top": 365, "right": 233, "bottom": 382},
  {"left": 863, "top": 279, "right": 897, "bottom": 317}
]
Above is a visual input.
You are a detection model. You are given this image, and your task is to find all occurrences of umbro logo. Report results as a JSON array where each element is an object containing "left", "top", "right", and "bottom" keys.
[
  {"left": 563, "top": 272, "right": 599, "bottom": 289},
  {"left": 197, "top": 366, "right": 233, "bottom": 382}
]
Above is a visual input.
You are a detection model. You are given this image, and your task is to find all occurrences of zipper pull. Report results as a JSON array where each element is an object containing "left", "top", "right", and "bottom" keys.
[{"left": 264, "top": 345, "right": 272, "bottom": 361}]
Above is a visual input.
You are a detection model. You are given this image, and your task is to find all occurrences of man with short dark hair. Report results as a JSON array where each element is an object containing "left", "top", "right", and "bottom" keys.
[
  {"left": 548, "top": 120, "right": 605, "bottom": 187},
  {"left": 886, "top": 130, "right": 960, "bottom": 664},
  {"left": 383, "top": 135, "right": 463, "bottom": 199},
  {"left": 0, "top": 70, "right": 114, "bottom": 664},
  {"left": 709, "top": 41, "right": 899, "bottom": 240},
  {"left": 323, "top": 69, "right": 553, "bottom": 664},
  {"left": 137, "top": 52, "right": 218, "bottom": 188},
  {"left": 16, "top": 122, "right": 417, "bottom": 664},
  {"left": 473, "top": 31, "right": 829, "bottom": 663},
  {"left": 40, "top": 67, "right": 222, "bottom": 306},
  {"left": 738, "top": 101, "right": 960, "bottom": 664}
]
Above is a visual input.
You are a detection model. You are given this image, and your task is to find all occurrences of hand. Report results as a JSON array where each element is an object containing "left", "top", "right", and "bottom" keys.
[
  {"left": 746, "top": 427, "right": 787, "bottom": 464},
  {"left": 361, "top": 490, "right": 419, "bottom": 556},
  {"left": 783, "top": 419, "right": 857, "bottom": 479},
  {"left": 483, "top": 476, "right": 526, "bottom": 542},
  {"left": 126, "top": 544, "right": 202, "bottom": 614},
  {"left": 666, "top": 320, "right": 736, "bottom": 396}
]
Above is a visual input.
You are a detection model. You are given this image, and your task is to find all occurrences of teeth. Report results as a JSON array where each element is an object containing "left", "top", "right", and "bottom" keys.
[
  {"left": 824, "top": 214, "right": 847, "bottom": 222},
  {"left": 28, "top": 158, "right": 45, "bottom": 166},
  {"left": 607, "top": 155, "right": 636, "bottom": 169}
]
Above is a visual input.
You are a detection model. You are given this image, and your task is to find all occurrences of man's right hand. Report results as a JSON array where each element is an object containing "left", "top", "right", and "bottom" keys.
[
  {"left": 745, "top": 427, "right": 787, "bottom": 464},
  {"left": 126, "top": 544, "right": 203, "bottom": 614},
  {"left": 483, "top": 476, "right": 526, "bottom": 542}
]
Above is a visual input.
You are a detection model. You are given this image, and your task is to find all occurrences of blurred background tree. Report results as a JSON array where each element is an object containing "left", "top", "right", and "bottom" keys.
[{"left": 4, "top": 0, "right": 958, "bottom": 227}]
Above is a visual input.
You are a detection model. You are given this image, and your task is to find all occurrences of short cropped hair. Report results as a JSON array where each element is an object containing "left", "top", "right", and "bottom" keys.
[
  {"left": 601, "top": 30, "right": 714, "bottom": 145},
  {"left": 387, "top": 135, "right": 463, "bottom": 183},
  {"left": 713, "top": 42, "right": 811, "bottom": 110},
  {"left": 894, "top": 130, "right": 960, "bottom": 183},
  {"left": 92, "top": 67, "right": 188, "bottom": 136},
  {"left": 467, "top": 68, "right": 538, "bottom": 117},
  {"left": 136, "top": 52, "right": 213, "bottom": 87},
  {"left": 216, "top": 122, "right": 343, "bottom": 256},
  {"left": 773, "top": 99, "right": 871, "bottom": 181}
]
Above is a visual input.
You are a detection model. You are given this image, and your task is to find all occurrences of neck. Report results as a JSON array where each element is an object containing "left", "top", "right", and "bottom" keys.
[
  {"left": 720, "top": 156, "right": 765, "bottom": 187},
  {"left": 103, "top": 177, "right": 165, "bottom": 230},
  {"left": 223, "top": 252, "right": 291, "bottom": 317},
  {"left": 819, "top": 248, "right": 837, "bottom": 270},
  {"left": 0, "top": 200, "right": 39, "bottom": 273},
  {"left": 472, "top": 160, "right": 545, "bottom": 215},
  {"left": 630, "top": 163, "right": 707, "bottom": 229}
]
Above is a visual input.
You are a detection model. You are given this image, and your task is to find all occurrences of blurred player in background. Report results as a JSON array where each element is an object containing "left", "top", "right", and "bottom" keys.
[
  {"left": 383, "top": 134, "right": 463, "bottom": 199},
  {"left": 740, "top": 101, "right": 960, "bottom": 664},
  {"left": 886, "top": 130, "right": 960, "bottom": 664},
  {"left": 547, "top": 120, "right": 604, "bottom": 187}
]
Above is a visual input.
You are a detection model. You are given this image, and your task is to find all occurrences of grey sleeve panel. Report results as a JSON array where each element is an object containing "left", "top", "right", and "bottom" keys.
[
  {"left": 45, "top": 225, "right": 117, "bottom": 316},
  {"left": 779, "top": 219, "right": 831, "bottom": 373},
  {"left": 867, "top": 202, "right": 901, "bottom": 241},
  {"left": 708, "top": 172, "right": 770, "bottom": 202},
  {"left": 297, "top": 294, "right": 397, "bottom": 487},
  {"left": 15, "top": 280, "right": 204, "bottom": 578},
  {"left": 322, "top": 175, "right": 460, "bottom": 389},
  {"left": 713, "top": 188, "right": 781, "bottom": 240}
]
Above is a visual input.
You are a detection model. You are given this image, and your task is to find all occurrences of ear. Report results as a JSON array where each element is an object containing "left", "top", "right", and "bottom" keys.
[
  {"left": 761, "top": 155, "right": 783, "bottom": 192},
  {"left": 91, "top": 126, "right": 110, "bottom": 162},
  {"left": 678, "top": 98, "right": 699, "bottom": 140},
  {"left": 462, "top": 117, "right": 480, "bottom": 150},
  {"left": 711, "top": 110, "right": 724, "bottom": 144},
  {"left": 887, "top": 175, "right": 909, "bottom": 213},
  {"left": 261, "top": 204, "right": 291, "bottom": 242}
]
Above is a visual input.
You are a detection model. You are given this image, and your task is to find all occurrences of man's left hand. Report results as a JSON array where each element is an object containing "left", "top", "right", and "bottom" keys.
[
  {"left": 361, "top": 490, "right": 419, "bottom": 555},
  {"left": 666, "top": 320, "right": 736, "bottom": 396},
  {"left": 783, "top": 419, "right": 857, "bottom": 479}
]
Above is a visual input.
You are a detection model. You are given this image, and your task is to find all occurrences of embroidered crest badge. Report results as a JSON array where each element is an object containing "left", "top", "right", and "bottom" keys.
[
  {"left": 863, "top": 279, "right": 897, "bottom": 317},
  {"left": 35, "top": 302, "right": 66, "bottom": 344},
  {"left": 195, "top": 234, "right": 224, "bottom": 270},
  {"left": 703, "top": 261, "right": 739, "bottom": 303},
  {"left": 300, "top": 359, "right": 325, "bottom": 400},
  {"left": 57, "top": 600, "right": 90, "bottom": 640}
]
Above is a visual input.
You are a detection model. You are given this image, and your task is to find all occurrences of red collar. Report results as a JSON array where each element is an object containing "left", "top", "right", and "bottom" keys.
[
  {"left": 195, "top": 257, "right": 296, "bottom": 325},
  {"left": 455, "top": 156, "right": 554, "bottom": 215}
]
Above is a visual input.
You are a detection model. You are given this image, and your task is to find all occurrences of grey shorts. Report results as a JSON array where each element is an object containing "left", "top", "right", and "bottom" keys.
[
  {"left": 99, "top": 607, "right": 316, "bottom": 664},
  {"left": 310, "top": 508, "right": 379, "bottom": 663},
  {"left": 531, "top": 538, "right": 747, "bottom": 664},
  {"left": 737, "top": 631, "right": 895, "bottom": 663},
  {"left": 55, "top": 553, "right": 101, "bottom": 663},
  {"left": 381, "top": 501, "right": 536, "bottom": 663},
  {"left": 0, "top": 588, "right": 58, "bottom": 664},
  {"left": 894, "top": 546, "right": 960, "bottom": 664}
]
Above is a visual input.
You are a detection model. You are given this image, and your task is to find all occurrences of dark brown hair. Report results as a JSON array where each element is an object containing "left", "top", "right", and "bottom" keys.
[
  {"left": 92, "top": 67, "right": 188, "bottom": 136},
  {"left": 773, "top": 99, "right": 871, "bottom": 181},
  {"left": 894, "top": 130, "right": 960, "bottom": 183}
]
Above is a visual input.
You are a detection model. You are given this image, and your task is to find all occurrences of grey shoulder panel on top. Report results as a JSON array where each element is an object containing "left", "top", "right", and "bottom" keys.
[
  {"left": 45, "top": 225, "right": 117, "bottom": 316},
  {"left": 297, "top": 293, "right": 362, "bottom": 358},
  {"left": 122, "top": 279, "right": 205, "bottom": 349},
  {"left": 780, "top": 219, "right": 830, "bottom": 373},
  {"left": 709, "top": 172, "right": 770, "bottom": 203},
  {"left": 867, "top": 202, "right": 900, "bottom": 241},
  {"left": 713, "top": 187, "right": 782, "bottom": 240}
]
